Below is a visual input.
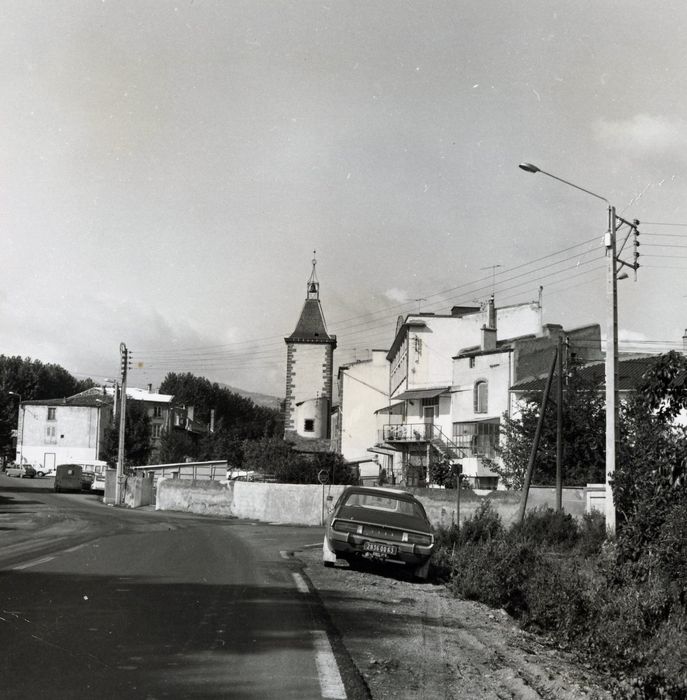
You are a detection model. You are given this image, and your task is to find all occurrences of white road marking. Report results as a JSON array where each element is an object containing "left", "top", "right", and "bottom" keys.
[
  {"left": 291, "top": 572, "right": 309, "bottom": 594},
  {"left": 12, "top": 556, "right": 55, "bottom": 570},
  {"left": 313, "top": 630, "right": 347, "bottom": 699}
]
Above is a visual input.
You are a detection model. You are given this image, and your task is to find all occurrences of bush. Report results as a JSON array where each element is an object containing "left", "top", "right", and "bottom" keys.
[
  {"left": 442, "top": 501, "right": 687, "bottom": 696},
  {"left": 509, "top": 506, "right": 579, "bottom": 550},
  {"left": 459, "top": 499, "right": 503, "bottom": 544}
]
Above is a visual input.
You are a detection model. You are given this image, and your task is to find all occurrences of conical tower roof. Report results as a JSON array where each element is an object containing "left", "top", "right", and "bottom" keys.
[{"left": 285, "top": 255, "right": 337, "bottom": 346}]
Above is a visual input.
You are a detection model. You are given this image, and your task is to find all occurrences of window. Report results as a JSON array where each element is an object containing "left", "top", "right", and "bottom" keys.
[
  {"left": 153, "top": 406, "right": 162, "bottom": 418},
  {"left": 304, "top": 419, "right": 315, "bottom": 432},
  {"left": 45, "top": 425, "right": 57, "bottom": 444},
  {"left": 474, "top": 381, "right": 488, "bottom": 413},
  {"left": 453, "top": 420, "right": 500, "bottom": 458},
  {"left": 469, "top": 357, "right": 476, "bottom": 368},
  {"left": 47, "top": 407, "right": 56, "bottom": 421},
  {"left": 151, "top": 424, "right": 162, "bottom": 439}
]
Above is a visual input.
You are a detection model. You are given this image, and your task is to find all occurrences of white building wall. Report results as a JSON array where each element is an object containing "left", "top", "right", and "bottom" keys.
[
  {"left": 17, "top": 404, "right": 109, "bottom": 469},
  {"left": 339, "top": 351, "right": 390, "bottom": 462},
  {"left": 291, "top": 344, "right": 329, "bottom": 404},
  {"left": 451, "top": 350, "right": 513, "bottom": 484},
  {"left": 398, "top": 304, "right": 540, "bottom": 394}
]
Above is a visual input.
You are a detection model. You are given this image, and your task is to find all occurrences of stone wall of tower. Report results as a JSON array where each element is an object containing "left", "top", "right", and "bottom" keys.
[{"left": 284, "top": 342, "right": 334, "bottom": 440}]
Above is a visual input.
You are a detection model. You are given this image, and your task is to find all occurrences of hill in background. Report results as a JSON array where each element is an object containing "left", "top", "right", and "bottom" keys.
[{"left": 219, "top": 383, "right": 282, "bottom": 411}]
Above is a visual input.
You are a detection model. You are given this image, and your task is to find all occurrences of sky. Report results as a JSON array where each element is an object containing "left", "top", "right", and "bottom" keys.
[{"left": 2, "top": 0, "right": 687, "bottom": 397}]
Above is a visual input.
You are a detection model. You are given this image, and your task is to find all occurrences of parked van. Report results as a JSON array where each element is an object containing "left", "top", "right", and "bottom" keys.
[{"left": 54, "top": 464, "right": 88, "bottom": 493}]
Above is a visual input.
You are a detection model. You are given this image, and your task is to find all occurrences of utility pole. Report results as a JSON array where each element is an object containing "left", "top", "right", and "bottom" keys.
[
  {"left": 604, "top": 211, "right": 640, "bottom": 534},
  {"left": 556, "top": 333, "right": 564, "bottom": 512},
  {"left": 115, "top": 342, "right": 128, "bottom": 506},
  {"left": 519, "top": 163, "right": 640, "bottom": 535}
]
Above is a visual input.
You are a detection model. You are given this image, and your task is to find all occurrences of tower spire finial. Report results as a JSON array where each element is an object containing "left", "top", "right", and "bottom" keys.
[{"left": 307, "top": 251, "right": 319, "bottom": 299}]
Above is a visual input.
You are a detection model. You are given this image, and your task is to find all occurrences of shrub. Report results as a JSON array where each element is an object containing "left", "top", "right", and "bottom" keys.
[
  {"left": 509, "top": 506, "right": 579, "bottom": 550},
  {"left": 459, "top": 499, "right": 503, "bottom": 545}
]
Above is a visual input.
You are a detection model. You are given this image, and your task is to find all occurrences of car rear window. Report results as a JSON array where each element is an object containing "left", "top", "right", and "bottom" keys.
[{"left": 343, "top": 492, "right": 425, "bottom": 518}]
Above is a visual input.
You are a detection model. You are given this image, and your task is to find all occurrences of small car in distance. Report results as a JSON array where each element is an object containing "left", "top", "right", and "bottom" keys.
[
  {"left": 323, "top": 486, "right": 434, "bottom": 579},
  {"left": 5, "top": 463, "right": 36, "bottom": 478},
  {"left": 36, "top": 465, "right": 57, "bottom": 478}
]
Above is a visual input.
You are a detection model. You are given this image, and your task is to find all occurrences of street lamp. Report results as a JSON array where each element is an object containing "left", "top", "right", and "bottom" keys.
[
  {"left": 8, "top": 391, "right": 24, "bottom": 467},
  {"left": 519, "top": 162, "right": 636, "bottom": 535}
]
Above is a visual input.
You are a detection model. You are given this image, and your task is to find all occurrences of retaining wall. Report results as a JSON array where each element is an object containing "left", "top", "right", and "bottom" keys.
[{"left": 155, "top": 479, "right": 589, "bottom": 528}]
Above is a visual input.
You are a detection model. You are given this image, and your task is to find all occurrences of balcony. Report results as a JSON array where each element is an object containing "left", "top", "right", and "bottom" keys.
[
  {"left": 379, "top": 423, "right": 466, "bottom": 461},
  {"left": 381, "top": 423, "right": 434, "bottom": 443}
]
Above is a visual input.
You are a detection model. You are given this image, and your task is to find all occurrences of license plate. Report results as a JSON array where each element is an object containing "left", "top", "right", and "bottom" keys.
[{"left": 363, "top": 541, "right": 397, "bottom": 557}]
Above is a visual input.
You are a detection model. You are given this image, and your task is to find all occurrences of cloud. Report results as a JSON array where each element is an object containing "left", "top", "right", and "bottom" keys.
[
  {"left": 384, "top": 287, "right": 409, "bottom": 304},
  {"left": 594, "top": 114, "right": 687, "bottom": 159},
  {"left": 618, "top": 329, "right": 649, "bottom": 342}
]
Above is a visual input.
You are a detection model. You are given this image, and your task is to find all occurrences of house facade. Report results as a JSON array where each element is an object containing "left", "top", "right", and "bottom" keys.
[
  {"left": 336, "top": 350, "right": 390, "bottom": 482},
  {"left": 452, "top": 320, "right": 603, "bottom": 488},
  {"left": 14, "top": 385, "right": 206, "bottom": 470},
  {"left": 15, "top": 388, "right": 114, "bottom": 471},
  {"left": 375, "top": 299, "right": 543, "bottom": 487}
]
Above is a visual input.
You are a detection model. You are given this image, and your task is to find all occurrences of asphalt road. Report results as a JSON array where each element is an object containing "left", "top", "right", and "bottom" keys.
[{"left": 0, "top": 474, "right": 367, "bottom": 699}]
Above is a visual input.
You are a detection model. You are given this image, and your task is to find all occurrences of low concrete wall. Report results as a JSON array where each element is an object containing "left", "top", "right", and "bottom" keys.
[
  {"left": 155, "top": 479, "right": 589, "bottom": 528},
  {"left": 232, "top": 482, "right": 347, "bottom": 526},
  {"left": 123, "top": 474, "right": 155, "bottom": 508},
  {"left": 156, "top": 478, "right": 235, "bottom": 517},
  {"left": 407, "top": 486, "right": 587, "bottom": 528}
]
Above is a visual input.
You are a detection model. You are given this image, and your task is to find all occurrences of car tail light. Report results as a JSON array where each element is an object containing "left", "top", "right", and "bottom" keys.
[
  {"left": 404, "top": 532, "right": 433, "bottom": 546},
  {"left": 333, "top": 520, "right": 362, "bottom": 534}
]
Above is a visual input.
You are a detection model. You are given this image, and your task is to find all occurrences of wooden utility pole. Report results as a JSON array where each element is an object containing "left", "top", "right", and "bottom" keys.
[{"left": 518, "top": 349, "right": 558, "bottom": 524}]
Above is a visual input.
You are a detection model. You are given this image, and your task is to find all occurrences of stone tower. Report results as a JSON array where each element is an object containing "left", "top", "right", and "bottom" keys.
[{"left": 284, "top": 255, "right": 337, "bottom": 449}]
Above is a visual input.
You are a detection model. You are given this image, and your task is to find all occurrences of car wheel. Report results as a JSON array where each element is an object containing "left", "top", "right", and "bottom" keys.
[
  {"left": 37, "top": 472, "right": 44, "bottom": 477},
  {"left": 322, "top": 534, "right": 337, "bottom": 567}
]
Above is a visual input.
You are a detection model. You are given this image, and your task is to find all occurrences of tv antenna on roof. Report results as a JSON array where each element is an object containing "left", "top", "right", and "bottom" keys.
[
  {"left": 413, "top": 297, "right": 427, "bottom": 313},
  {"left": 481, "top": 264, "right": 502, "bottom": 298}
]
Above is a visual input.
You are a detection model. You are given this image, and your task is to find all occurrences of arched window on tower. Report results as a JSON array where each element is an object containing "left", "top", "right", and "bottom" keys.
[{"left": 474, "top": 380, "right": 488, "bottom": 414}]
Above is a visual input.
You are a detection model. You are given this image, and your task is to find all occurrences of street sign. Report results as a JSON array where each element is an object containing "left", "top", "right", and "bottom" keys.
[{"left": 317, "top": 469, "right": 329, "bottom": 485}]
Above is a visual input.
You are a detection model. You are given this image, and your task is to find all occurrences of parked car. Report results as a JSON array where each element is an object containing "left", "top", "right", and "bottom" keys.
[
  {"left": 54, "top": 464, "right": 91, "bottom": 492},
  {"left": 322, "top": 486, "right": 434, "bottom": 579},
  {"left": 36, "top": 466, "right": 57, "bottom": 478},
  {"left": 5, "top": 463, "right": 36, "bottom": 478}
]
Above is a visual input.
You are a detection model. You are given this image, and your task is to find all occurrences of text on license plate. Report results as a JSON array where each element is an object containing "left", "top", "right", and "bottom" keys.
[{"left": 363, "top": 541, "right": 397, "bottom": 556}]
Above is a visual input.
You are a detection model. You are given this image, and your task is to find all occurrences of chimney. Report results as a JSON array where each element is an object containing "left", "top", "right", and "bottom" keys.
[
  {"left": 147, "top": 383, "right": 153, "bottom": 393},
  {"left": 481, "top": 296, "right": 497, "bottom": 351}
]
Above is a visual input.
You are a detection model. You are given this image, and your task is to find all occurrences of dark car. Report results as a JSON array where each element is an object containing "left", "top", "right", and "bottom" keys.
[{"left": 323, "top": 486, "right": 434, "bottom": 579}]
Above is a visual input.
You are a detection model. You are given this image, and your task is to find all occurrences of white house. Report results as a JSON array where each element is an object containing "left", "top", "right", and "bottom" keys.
[
  {"left": 335, "top": 350, "right": 390, "bottom": 483},
  {"left": 14, "top": 385, "right": 203, "bottom": 470},
  {"left": 452, "top": 315, "right": 602, "bottom": 489},
  {"left": 15, "top": 388, "right": 114, "bottom": 471},
  {"left": 376, "top": 300, "right": 542, "bottom": 486}
]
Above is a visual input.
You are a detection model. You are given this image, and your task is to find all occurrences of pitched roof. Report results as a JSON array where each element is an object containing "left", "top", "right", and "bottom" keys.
[
  {"left": 23, "top": 389, "right": 114, "bottom": 408},
  {"left": 286, "top": 298, "right": 336, "bottom": 345},
  {"left": 511, "top": 355, "right": 659, "bottom": 393}
]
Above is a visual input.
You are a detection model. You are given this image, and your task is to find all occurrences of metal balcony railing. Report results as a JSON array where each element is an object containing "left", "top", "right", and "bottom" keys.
[{"left": 380, "top": 423, "right": 467, "bottom": 459}]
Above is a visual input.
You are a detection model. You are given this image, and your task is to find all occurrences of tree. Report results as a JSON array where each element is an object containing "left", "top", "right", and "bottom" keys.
[
  {"left": 101, "top": 400, "right": 151, "bottom": 468},
  {"left": 613, "top": 351, "right": 687, "bottom": 557},
  {"left": 490, "top": 364, "right": 606, "bottom": 489}
]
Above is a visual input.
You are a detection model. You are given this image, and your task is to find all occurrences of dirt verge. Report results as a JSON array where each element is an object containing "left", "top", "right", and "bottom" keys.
[{"left": 298, "top": 547, "right": 613, "bottom": 699}]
